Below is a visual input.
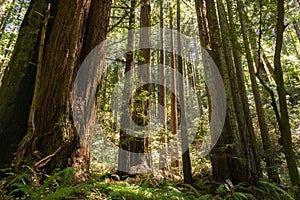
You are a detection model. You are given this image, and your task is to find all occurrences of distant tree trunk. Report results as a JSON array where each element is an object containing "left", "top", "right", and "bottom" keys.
[
  {"left": 191, "top": 27, "right": 203, "bottom": 117},
  {"left": 118, "top": 0, "right": 136, "bottom": 175},
  {"left": 158, "top": 0, "right": 168, "bottom": 171},
  {"left": 1, "top": 2, "right": 24, "bottom": 69},
  {"left": 293, "top": 21, "right": 300, "bottom": 43},
  {"left": 0, "top": 0, "right": 49, "bottom": 169},
  {"left": 274, "top": 0, "right": 300, "bottom": 189},
  {"left": 177, "top": 0, "right": 192, "bottom": 184},
  {"left": 131, "top": 0, "right": 152, "bottom": 170},
  {"left": 13, "top": 0, "right": 112, "bottom": 179},
  {"left": 194, "top": 0, "right": 210, "bottom": 119},
  {"left": 0, "top": 0, "right": 16, "bottom": 41},
  {"left": 235, "top": 0, "right": 280, "bottom": 183},
  {"left": 169, "top": 5, "right": 179, "bottom": 168},
  {"left": 0, "top": 0, "right": 8, "bottom": 19}
]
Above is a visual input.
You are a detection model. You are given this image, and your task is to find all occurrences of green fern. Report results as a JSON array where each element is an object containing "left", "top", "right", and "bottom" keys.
[
  {"left": 5, "top": 167, "right": 92, "bottom": 199},
  {"left": 257, "top": 180, "right": 294, "bottom": 200}
]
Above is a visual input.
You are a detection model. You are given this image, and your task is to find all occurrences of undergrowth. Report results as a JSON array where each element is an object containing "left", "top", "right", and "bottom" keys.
[{"left": 0, "top": 167, "right": 296, "bottom": 199}]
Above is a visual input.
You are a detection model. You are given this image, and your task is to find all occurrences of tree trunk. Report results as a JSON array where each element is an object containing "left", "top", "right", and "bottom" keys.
[
  {"left": 293, "top": 21, "right": 300, "bottom": 43},
  {"left": 195, "top": 0, "right": 229, "bottom": 181},
  {"left": 177, "top": 0, "right": 193, "bottom": 184},
  {"left": 0, "top": 0, "right": 16, "bottom": 41},
  {"left": 204, "top": 0, "right": 261, "bottom": 184},
  {"left": 72, "top": 0, "right": 112, "bottom": 179},
  {"left": 158, "top": 0, "right": 169, "bottom": 171},
  {"left": 235, "top": 0, "right": 280, "bottom": 183},
  {"left": 274, "top": 0, "right": 300, "bottom": 189},
  {"left": 118, "top": 0, "right": 136, "bottom": 175},
  {"left": 0, "top": 0, "right": 49, "bottom": 169},
  {"left": 169, "top": 5, "right": 179, "bottom": 169},
  {"left": 131, "top": 0, "right": 152, "bottom": 170},
  {"left": 13, "top": 0, "right": 112, "bottom": 180},
  {"left": 0, "top": 0, "right": 8, "bottom": 19},
  {"left": 217, "top": 2, "right": 261, "bottom": 185}
]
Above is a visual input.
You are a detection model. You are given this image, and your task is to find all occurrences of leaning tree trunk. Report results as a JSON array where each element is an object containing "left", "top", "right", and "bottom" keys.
[
  {"left": 13, "top": 0, "right": 112, "bottom": 179},
  {"left": 293, "top": 21, "right": 300, "bottom": 43},
  {"left": 235, "top": 0, "right": 280, "bottom": 183},
  {"left": 205, "top": 0, "right": 261, "bottom": 184},
  {"left": 0, "top": 0, "right": 49, "bottom": 169},
  {"left": 273, "top": 0, "right": 300, "bottom": 189}
]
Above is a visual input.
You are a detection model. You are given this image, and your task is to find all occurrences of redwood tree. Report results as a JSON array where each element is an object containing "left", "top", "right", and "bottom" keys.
[{"left": 11, "top": 0, "right": 112, "bottom": 179}]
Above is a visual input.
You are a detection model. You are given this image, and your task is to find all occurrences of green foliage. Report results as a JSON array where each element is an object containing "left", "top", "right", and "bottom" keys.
[
  {"left": 5, "top": 167, "right": 92, "bottom": 199},
  {"left": 214, "top": 179, "right": 255, "bottom": 200},
  {"left": 89, "top": 180, "right": 204, "bottom": 200},
  {"left": 253, "top": 180, "right": 295, "bottom": 200},
  {"left": 0, "top": 0, "right": 29, "bottom": 81},
  {"left": 198, "top": 179, "right": 296, "bottom": 200}
]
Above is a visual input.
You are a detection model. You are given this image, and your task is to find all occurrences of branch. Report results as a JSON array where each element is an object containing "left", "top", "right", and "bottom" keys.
[{"left": 34, "top": 147, "right": 62, "bottom": 169}]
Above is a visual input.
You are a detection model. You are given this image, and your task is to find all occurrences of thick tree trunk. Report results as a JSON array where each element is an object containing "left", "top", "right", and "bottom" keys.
[
  {"left": 216, "top": 1, "right": 261, "bottom": 185},
  {"left": 204, "top": 0, "right": 237, "bottom": 182},
  {"left": 13, "top": 0, "right": 112, "bottom": 179},
  {"left": 0, "top": 0, "right": 49, "bottom": 169},
  {"left": 14, "top": 0, "right": 92, "bottom": 173},
  {"left": 72, "top": 0, "right": 112, "bottom": 179},
  {"left": 204, "top": 0, "right": 261, "bottom": 184},
  {"left": 274, "top": 0, "right": 300, "bottom": 189},
  {"left": 195, "top": 0, "right": 229, "bottom": 181}
]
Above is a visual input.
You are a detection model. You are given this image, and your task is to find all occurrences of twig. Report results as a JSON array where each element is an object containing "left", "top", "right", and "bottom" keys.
[{"left": 34, "top": 147, "right": 62, "bottom": 168}]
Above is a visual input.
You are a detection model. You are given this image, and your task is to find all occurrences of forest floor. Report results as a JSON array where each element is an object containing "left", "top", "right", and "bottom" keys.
[{"left": 1, "top": 127, "right": 299, "bottom": 199}]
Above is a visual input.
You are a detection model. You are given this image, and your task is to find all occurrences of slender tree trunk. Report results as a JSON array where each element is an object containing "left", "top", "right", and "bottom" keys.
[
  {"left": 158, "top": 0, "right": 168, "bottom": 171},
  {"left": 177, "top": 0, "right": 193, "bottom": 184},
  {"left": 0, "top": 0, "right": 16, "bottom": 41},
  {"left": 293, "top": 21, "right": 300, "bottom": 43},
  {"left": 169, "top": 5, "right": 179, "bottom": 168},
  {"left": 0, "top": 0, "right": 8, "bottom": 19},
  {"left": 274, "top": 0, "right": 300, "bottom": 189}
]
